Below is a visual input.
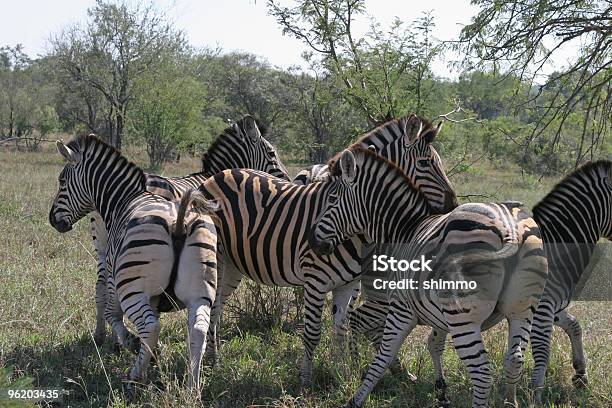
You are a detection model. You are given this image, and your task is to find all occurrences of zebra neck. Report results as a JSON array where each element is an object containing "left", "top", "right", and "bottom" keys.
[
  {"left": 200, "top": 135, "right": 244, "bottom": 177},
  {"left": 90, "top": 168, "right": 145, "bottom": 229},
  {"left": 368, "top": 181, "right": 430, "bottom": 244}
]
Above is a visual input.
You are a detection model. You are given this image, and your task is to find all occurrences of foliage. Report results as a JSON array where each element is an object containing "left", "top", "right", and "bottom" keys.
[
  {"left": 130, "top": 57, "right": 206, "bottom": 170},
  {"left": 0, "top": 48, "right": 58, "bottom": 150},
  {"left": 50, "top": 0, "right": 186, "bottom": 149},
  {"left": 457, "top": 0, "right": 611, "bottom": 174},
  {"left": 269, "top": 0, "right": 440, "bottom": 124}
]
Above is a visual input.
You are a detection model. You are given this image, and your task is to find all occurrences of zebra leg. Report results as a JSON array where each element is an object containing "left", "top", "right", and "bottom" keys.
[
  {"left": 93, "top": 255, "right": 108, "bottom": 345},
  {"left": 447, "top": 322, "right": 493, "bottom": 408},
  {"left": 91, "top": 214, "right": 108, "bottom": 345},
  {"left": 185, "top": 302, "right": 211, "bottom": 391},
  {"left": 105, "top": 281, "right": 139, "bottom": 354},
  {"left": 530, "top": 301, "right": 555, "bottom": 404},
  {"left": 122, "top": 296, "right": 161, "bottom": 400},
  {"left": 503, "top": 317, "right": 531, "bottom": 407},
  {"left": 331, "top": 280, "right": 360, "bottom": 353},
  {"left": 554, "top": 309, "right": 588, "bottom": 388},
  {"left": 428, "top": 329, "right": 449, "bottom": 407},
  {"left": 176, "top": 217, "right": 217, "bottom": 392},
  {"left": 349, "top": 300, "right": 415, "bottom": 381},
  {"left": 300, "top": 284, "right": 326, "bottom": 389},
  {"left": 348, "top": 299, "right": 417, "bottom": 408},
  {"left": 206, "top": 260, "right": 241, "bottom": 366}
]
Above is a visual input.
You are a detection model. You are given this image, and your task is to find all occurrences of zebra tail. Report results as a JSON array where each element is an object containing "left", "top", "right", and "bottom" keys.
[
  {"left": 158, "top": 189, "right": 218, "bottom": 313},
  {"left": 175, "top": 189, "right": 219, "bottom": 237}
]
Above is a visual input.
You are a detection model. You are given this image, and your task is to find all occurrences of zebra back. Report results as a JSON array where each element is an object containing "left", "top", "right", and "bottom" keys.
[{"left": 533, "top": 160, "right": 612, "bottom": 306}]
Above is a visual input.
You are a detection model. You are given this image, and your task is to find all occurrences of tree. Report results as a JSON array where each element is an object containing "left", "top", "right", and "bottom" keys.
[
  {"left": 50, "top": 0, "right": 186, "bottom": 150},
  {"left": 287, "top": 59, "right": 364, "bottom": 162},
  {"left": 268, "top": 0, "right": 439, "bottom": 125},
  {"left": 457, "top": 0, "right": 611, "bottom": 172},
  {"left": 0, "top": 45, "right": 30, "bottom": 139},
  {"left": 0, "top": 47, "right": 59, "bottom": 150},
  {"left": 130, "top": 57, "right": 206, "bottom": 170}
]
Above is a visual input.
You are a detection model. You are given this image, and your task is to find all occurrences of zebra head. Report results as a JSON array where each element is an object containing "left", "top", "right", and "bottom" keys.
[
  {"left": 348, "top": 114, "right": 457, "bottom": 213},
  {"left": 202, "top": 114, "right": 290, "bottom": 181},
  {"left": 49, "top": 136, "right": 145, "bottom": 233},
  {"left": 310, "top": 148, "right": 431, "bottom": 256},
  {"left": 49, "top": 140, "right": 91, "bottom": 232},
  {"left": 391, "top": 115, "right": 457, "bottom": 213}
]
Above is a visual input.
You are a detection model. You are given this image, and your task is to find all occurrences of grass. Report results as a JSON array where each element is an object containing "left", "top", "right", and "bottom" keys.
[{"left": 0, "top": 145, "right": 610, "bottom": 407}]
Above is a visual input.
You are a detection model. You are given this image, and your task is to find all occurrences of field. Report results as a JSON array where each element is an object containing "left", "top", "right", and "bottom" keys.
[{"left": 0, "top": 145, "right": 610, "bottom": 408}]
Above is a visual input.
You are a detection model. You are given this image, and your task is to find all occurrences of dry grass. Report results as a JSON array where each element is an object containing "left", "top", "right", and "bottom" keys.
[{"left": 0, "top": 146, "right": 610, "bottom": 407}]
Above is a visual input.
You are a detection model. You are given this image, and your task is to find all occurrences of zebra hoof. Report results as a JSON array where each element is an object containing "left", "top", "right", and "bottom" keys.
[
  {"left": 93, "top": 332, "right": 105, "bottom": 346},
  {"left": 122, "top": 380, "right": 136, "bottom": 402},
  {"left": 572, "top": 374, "right": 588, "bottom": 389},
  {"left": 345, "top": 397, "right": 360, "bottom": 408}
]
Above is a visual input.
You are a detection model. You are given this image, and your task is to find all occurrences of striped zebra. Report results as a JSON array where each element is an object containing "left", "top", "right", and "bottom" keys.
[
  {"left": 309, "top": 147, "right": 548, "bottom": 407},
  {"left": 293, "top": 114, "right": 457, "bottom": 373},
  {"left": 49, "top": 135, "right": 219, "bottom": 396},
  {"left": 530, "top": 160, "right": 612, "bottom": 402},
  {"left": 190, "top": 115, "right": 458, "bottom": 387},
  {"left": 89, "top": 115, "right": 290, "bottom": 348}
]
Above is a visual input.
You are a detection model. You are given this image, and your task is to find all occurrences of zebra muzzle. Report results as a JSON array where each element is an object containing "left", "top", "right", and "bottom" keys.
[{"left": 49, "top": 214, "right": 73, "bottom": 233}]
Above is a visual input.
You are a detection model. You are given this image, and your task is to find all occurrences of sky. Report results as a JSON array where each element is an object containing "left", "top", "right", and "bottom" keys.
[{"left": 0, "top": 0, "right": 577, "bottom": 79}]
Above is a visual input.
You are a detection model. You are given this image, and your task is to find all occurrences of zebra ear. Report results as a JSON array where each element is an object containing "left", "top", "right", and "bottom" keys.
[
  {"left": 404, "top": 114, "right": 423, "bottom": 144},
  {"left": 421, "top": 121, "right": 443, "bottom": 144},
  {"left": 339, "top": 150, "right": 357, "bottom": 183},
  {"left": 243, "top": 115, "right": 262, "bottom": 143},
  {"left": 56, "top": 140, "right": 80, "bottom": 163}
]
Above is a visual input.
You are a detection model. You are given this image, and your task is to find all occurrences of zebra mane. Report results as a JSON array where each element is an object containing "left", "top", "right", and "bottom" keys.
[
  {"left": 325, "top": 113, "right": 435, "bottom": 169},
  {"left": 330, "top": 146, "right": 433, "bottom": 213},
  {"left": 533, "top": 160, "right": 612, "bottom": 216},
  {"left": 200, "top": 114, "right": 268, "bottom": 170},
  {"left": 66, "top": 134, "right": 147, "bottom": 189}
]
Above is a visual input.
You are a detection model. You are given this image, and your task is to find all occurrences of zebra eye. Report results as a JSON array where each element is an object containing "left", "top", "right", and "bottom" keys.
[
  {"left": 328, "top": 195, "right": 338, "bottom": 204},
  {"left": 418, "top": 159, "right": 430, "bottom": 168}
]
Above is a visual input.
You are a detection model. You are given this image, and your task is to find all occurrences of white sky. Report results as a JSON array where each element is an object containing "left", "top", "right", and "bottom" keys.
[{"left": 1, "top": 0, "right": 577, "bottom": 79}]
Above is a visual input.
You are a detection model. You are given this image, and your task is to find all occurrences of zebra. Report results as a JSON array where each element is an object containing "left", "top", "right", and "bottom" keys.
[
  {"left": 49, "top": 135, "right": 219, "bottom": 396},
  {"left": 89, "top": 115, "right": 290, "bottom": 348},
  {"left": 309, "top": 147, "right": 548, "bottom": 408},
  {"left": 345, "top": 160, "right": 612, "bottom": 404},
  {"left": 530, "top": 160, "right": 612, "bottom": 403},
  {"left": 293, "top": 114, "right": 458, "bottom": 372},
  {"left": 188, "top": 115, "right": 459, "bottom": 388}
]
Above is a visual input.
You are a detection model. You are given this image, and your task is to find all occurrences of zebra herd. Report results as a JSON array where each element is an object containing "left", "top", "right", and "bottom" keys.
[{"left": 47, "top": 113, "right": 611, "bottom": 407}]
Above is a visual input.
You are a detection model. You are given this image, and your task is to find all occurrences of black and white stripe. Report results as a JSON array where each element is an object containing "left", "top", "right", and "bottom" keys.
[
  {"left": 89, "top": 115, "right": 290, "bottom": 347},
  {"left": 192, "top": 115, "right": 459, "bottom": 386},
  {"left": 49, "top": 135, "right": 218, "bottom": 395},
  {"left": 310, "top": 148, "right": 548, "bottom": 407},
  {"left": 530, "top": 160, "right": 612, "bottom": 402}
]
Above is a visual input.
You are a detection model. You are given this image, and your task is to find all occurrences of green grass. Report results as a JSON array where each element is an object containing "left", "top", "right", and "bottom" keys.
[{"left": 0, "top": 146, "right": 610, "bottom": 407}]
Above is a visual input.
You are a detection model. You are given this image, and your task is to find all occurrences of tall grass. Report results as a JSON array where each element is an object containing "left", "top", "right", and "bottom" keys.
[{"left": 0, "top": 146, "right": 609, "bottom": 407}]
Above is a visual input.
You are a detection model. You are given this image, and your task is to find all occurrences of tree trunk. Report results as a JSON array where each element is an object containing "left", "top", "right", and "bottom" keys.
[{"left": 114, "top": 111, "right": 124, "bottom": 151}]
